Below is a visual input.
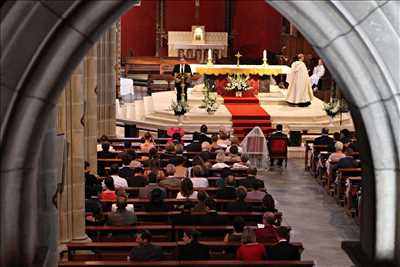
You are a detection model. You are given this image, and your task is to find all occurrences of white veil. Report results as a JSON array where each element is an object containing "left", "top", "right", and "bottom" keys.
[{"left": 240, "top": 126, "right": 269, "bottom": 169}]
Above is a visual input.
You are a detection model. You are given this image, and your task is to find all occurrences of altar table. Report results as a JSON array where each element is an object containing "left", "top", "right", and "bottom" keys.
[{"left": 190, "top": 64, "right": 291, "bottom": 96}]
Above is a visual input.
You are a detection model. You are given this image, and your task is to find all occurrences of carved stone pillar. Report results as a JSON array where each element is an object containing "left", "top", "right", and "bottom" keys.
[
  {"left": 84, "top": 46, "right": 98, "bottom": 171},
  {"left": 57, "top": 61, "right": 89, "bottom": 251},
  {"left": 97, "top": 24, "right": 117, "bottom": 137}
]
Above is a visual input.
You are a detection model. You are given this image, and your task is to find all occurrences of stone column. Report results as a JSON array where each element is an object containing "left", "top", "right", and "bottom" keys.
[
  {"left": 84, "top": 46, "right": 98, "bottom": 171},
  {"left": 57, "top": 61, "right": 89, "bottom": 250},
  {"left": 97, "top": 24, "right": 117, "bottom": 137}
]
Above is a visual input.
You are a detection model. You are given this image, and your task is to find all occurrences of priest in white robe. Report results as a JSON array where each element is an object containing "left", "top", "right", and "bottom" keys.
[
  {"left": 286, "top": 54, "right": 313, "bottom": 107},
  {"left": 310, "top": 59, "right": 325, "bottom": 91}
]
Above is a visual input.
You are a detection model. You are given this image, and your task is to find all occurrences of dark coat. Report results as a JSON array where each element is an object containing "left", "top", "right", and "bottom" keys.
[
  {"left": 125, "top": 175, "right": 147, "bottom": 187},
  {"left": 215, "top": 186, "right": 237, "bottom": 200},
  {"left": 313, "top": 135, "right": 335, "bottom": 152},
  {"left": 129, "top": 243, "right": 162, "bottom": 261},
  {"left": 226, "top": 200, "right": 251, "bottom": 212},
  {"left": 332, "top": 156, "right": 359, "bottom": 173},
  {"left": 119, "top": 166, "right": 134, "bottom": 179},
  {"left": 178, "top": 241, "right": 210, "bottom": 260},
  {"left": 266, "top": 241, "right": 301, "bottom": 260},
  {"left": 185, "top": 141, "right": 202, "bottom": 152},
  {"left": 199, "top": 211, "right": 229, "bottom": 225}
]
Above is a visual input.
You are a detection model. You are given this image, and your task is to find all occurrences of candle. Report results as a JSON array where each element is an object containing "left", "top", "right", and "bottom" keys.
[
  {"left": 208, "top": 49, "right": 212, "bottom": 60},
  {"left": 263, "top": 50, "right": 267, "bottom": 60}
]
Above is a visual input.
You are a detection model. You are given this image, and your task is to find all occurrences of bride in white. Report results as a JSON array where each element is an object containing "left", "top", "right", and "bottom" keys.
[{"left": 240, "top": 126, "right": 269, "bottom": 170}]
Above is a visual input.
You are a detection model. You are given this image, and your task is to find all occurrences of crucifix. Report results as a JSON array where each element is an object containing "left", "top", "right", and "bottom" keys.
[{"left": 235, "top": 51, "right": 242, "bottom": 67}]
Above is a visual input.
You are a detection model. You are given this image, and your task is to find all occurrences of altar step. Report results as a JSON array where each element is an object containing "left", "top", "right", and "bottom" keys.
[
  {"left": 232, "top": 120, "right": 272, "bottom": 127},
  {"left": 223, "top": 96, "right": 260, "bottom": 104}
]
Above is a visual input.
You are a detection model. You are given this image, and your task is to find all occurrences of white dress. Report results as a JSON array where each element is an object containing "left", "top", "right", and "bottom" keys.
[
  {"left": 286, "top": 61, "right": 314, "bottom": 105},
  {"left": 240, "top": 126, "right": 269, "bottom": 170},
  {"left": 310, "top": 64, "right": 325, "bottom": 87}
]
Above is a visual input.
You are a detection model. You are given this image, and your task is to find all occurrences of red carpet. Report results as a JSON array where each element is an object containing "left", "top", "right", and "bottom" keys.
[{"left": 223, "top": 96, "right": 273, "bottom": 139}]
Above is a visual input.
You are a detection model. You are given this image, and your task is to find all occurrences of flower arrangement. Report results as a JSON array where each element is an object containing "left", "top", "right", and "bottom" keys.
[
  {"left": 202, "top": 91, "right": 219, "bottom": 114},
  {"left": 323, "top": 98, "right": 348, "bottom": 118},
  {"left": 169, "top": 100, "right": 190, "bottom": 116},
  {"left": 225, "top": 74, "right": 252, "bottom": 92}
]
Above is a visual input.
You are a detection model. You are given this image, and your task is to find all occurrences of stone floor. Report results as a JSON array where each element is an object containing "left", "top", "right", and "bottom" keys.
[{"left": 260, "top": 159, "right": 359, "bottom": 267}]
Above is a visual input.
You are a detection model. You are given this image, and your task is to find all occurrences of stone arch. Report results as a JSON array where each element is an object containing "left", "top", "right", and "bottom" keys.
[{"left": 0, "top": 0, "right": 398, "bottom": 266}]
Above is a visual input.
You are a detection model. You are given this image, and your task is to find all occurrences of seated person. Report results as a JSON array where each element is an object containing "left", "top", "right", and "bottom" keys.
[
  {"left": 199, "top": 198, "right": 229, "bottom": 225},
  {"left": 85, "top": 202, "right": 106, "bottom": 226},
  {"left": 111, "top": 190, "right": 134, "bottom": 212},
  {"left": 162, "top": 142, "right": 176, "bottom": 159},
  {"left": 188, "top": 156, "right": 209, "bottom": 178},
  {"left": 227, "top": 145, "right": 241, "bottom": 162},
  {"left": 123, "top": 140, "right": 137, "bottom": 160},
  {"left": 326, "top": 141, "right": 346, "bottom": 176},
  {"left": 140, "top": 132, "right": 155, "bottom": 153},
  {"left": 138, "top": 172, "right": 166, "bottom": 199},
  {"left": 268, "top": 124, "right": 288, "bottom": 166},
  {"left": 185, "top": 132, "right": 202, "bottom": 152},
  {"left": 252, "top": 193, "right": 278, "bottom": 213},
  {"left": 314, "top": 127, "right": 335, "bottom": 152},
  {"left": 99, "top": 177, "right": 117, "bottom": 201},
  {"left": 226, "top": 136, "right": 243, "bottom": 154},
  {"left": 238, "top": 168, "right": 260, "bottom": 189},
  {"left": 97, "top": 141, "right": 116, "bottom": 159},
  {"left": 255, "top": 212, "right": 278, "bottom": 243},
  {"left": 126, "top": 167, "right": 147, "bottom": 188},
  {"left": 199, "top": 151, "right": 213, "bottom": 170},
  {"left": 236, "top": 227, "right": 266, "bottom": 261},
  {"left": 118, "top": 153, "right": 134, "bottom": 179},
  {"left": 159, "top": 164, "right": 181, "bottom": 188},
  {"left": 224, "top": 216, "right": 246, "bottom": 243},
  {"left": 226, "top": 187, "right": 251, "bottom": 211},
  {"left": 176, "top": 178, "right": 198, "bottom": 200},
  {"left": 192, "top": 190, "right": 209, "bottom": 212},
  {"left": 232, "top": 153, "right": 250, "bottom": 169},
  {"left": 144, "top": 158, "right": 166, "bottom": 180},
  {"left": 217, "top": 131, "right": 231, "bottom": 148},
  {"left": 190, "top": 165, "right": 209, "bottom": 188},
  {"left": 212, "top": 151, "right": 230, "bottom": 169},
  {"left": 171, "top": 156, "right": 187, "bottom": 177},
  {"left": 331, "top": 149, "right": 359, "bottom": 174},
  {"left": 158, "top": 164, "right": 181, "bottom": 188},
  {"left": 178, "top": 229, "right": 210, "bottom": 260},
  {"left": 85, "top": 183, "right": 103, "bottom": 212},
  {"left": 129, "top": 230, "right": 162, "bottom": 261},
  {"left": 145, "top": 188, "right": 171, "bottom": 212},
  {"left": 97, "top": 135, "right": 115, "bottom": 152},
  {"left": 85, "top": 161, "right": 100, "bottom": 191},
  {"left": 102, "top": 164, "right": 128, "bottom": 190},
  {"left": 245, "top": 179, "right": 266, "bottom": 201},
  {"left": 267, "top": 226, "right": 300, "bottom": 260},
  {"left": 208, "top": 134, "right": 222, "bottom": 152},
  {"left": 107, "top": 196, "right": 137, "bottom": 226},
  {"left": 128, "top": 150, "right": 142, "bottom": 169},
  {"left": 215, "top": 174, "right": 237, "bottom": 200},
  {"left": 172, "top": 203, "right": 199, "bottom": 225},
  {"left": 199, "top": 124, "right": 212, "bottom": 144}
]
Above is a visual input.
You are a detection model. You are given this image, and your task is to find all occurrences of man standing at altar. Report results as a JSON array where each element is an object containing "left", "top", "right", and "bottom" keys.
[
  {"left": 172, "top": 55, "right": 192, "bottom": 103},
  {"left": 285, "top": 54, "right": 313, "bottom": 107}
]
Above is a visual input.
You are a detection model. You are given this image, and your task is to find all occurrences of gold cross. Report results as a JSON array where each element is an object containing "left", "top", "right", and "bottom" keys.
[{"left": 235, "top": 51, "right": 242, "bottom": 66}]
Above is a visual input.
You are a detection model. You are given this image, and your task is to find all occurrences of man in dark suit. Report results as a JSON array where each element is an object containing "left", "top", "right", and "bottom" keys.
[
  {"left": 172, "top": 56, "right": 192, "bottom": 103},
  {"left": 185, "top": 132, "right": 202, "bottom": 152},
  {"left": 226, "top": 187, "right": 251, "bottom": 212},
  {"left": 266, "top": 226, "right": 301, "bottom": 260},
  {"left": 126, "top": 167, "right": 147, "bottom": 188},
  {"left": 178, "top": 230, "right": 210, "bottom": 260},
  {"left": 172, "top": 204, "right": 199, "bottom": 225},
  {"left": 199, "top": 124, "right": 212, "bottom": 144},
  {"left": 97, "top": 142, "right": 115, "bottom": 159},
  {"left": 314, "top": 127, "right": 335, "bottom": 152},
  {"left": 118, "top": 153, "right": 134, "bottom": 179},
  {"left": 129, "top": 230, "right": 162, "bottom": 261},
  {"left": 268, "top": 124, "right": 289, "bottom": 166},
  {"left": 215, "top": 175, "right": 237, "bottom": 200},
  {"left": 199, "top": 198, "right": 229, "bottom": 225}
]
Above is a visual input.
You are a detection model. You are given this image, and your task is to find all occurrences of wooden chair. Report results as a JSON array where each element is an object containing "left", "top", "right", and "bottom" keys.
[{"left": 268, "top": 137, "right": 288, "bottom": 167}]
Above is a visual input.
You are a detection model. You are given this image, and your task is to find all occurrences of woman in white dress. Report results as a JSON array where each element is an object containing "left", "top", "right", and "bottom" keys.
[
  {"left": 310, "top": 59, "right": 325, "bottom": 91},
  {"left": 240, "top": 127, "right": 269, "bottom": 170}
]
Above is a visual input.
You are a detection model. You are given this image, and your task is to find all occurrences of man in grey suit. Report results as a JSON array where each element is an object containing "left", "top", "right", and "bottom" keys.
[{"left": 107, "top": 196, "right": 137, "bottom": 226}]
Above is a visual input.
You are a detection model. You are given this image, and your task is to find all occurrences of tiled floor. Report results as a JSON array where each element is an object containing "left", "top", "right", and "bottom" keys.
[{"left": 260, "top": 159, "right": 359, "bottom": 267}]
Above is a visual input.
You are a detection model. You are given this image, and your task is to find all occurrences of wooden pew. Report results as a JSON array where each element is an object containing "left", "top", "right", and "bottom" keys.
[
  {"left": 59, "top": 260, "right": 315, "bottom": 267},
  {"left": 148, "top": 74, "right": 175, "bottom": 95},
  {"left": 344, "top": 176, "right": 362, "bottom": 217},
  {"left": 309, "top": 145, "right": 329, "bottom": 178},
  {"left": 335, "top": 168, "right": 362, "bottom": 205},
  {"left": 66, "top": 241, "right": 304, "bottom": 261}
]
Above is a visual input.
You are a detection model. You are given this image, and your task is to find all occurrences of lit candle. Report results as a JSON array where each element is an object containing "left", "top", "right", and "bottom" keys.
[
  {"left": 263, "top": 50, "right": 267, "bottom": 61},
  {"left": 208, "top": 49, "right": 212, "bottom": 60}
]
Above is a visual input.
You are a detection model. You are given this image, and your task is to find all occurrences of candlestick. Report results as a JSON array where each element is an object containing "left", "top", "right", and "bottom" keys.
[
  {"left": 262, "top": 49, "right": 268, "bottom": 66},
  {"left": 207, "top": 49, "right": 213, "bottom": 65}
]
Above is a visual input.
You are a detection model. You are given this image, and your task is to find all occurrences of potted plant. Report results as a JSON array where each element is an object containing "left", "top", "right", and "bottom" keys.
[
  {"left": 202, "top": 91, "right": 219, "bottom": 115},
  {"left": 323, "top": 98, "right": 348, "bottom": 125},
  {"left": 169, "top": 100, "right": 190, "bottom": 125},
  {"left": 225, "top": 73, "right": 252, "bottom": 97}
]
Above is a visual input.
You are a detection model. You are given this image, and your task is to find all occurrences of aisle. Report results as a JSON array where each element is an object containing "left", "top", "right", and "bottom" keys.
[
  {"left": 223, "top": 96, "right": 273, "bottom": 139},
  {"left": 260, "top": 159, "right": 359, "bottom": 267}
]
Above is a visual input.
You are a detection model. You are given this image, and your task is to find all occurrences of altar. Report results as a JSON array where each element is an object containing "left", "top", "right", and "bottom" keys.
[{"left": 190, "top": 64, "right": 291, "bottom": 97}]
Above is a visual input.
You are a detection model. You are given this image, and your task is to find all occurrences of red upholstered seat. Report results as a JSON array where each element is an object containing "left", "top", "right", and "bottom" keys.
[{"left": 269, "top": 138, "right": 288, "bottom": 167}]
